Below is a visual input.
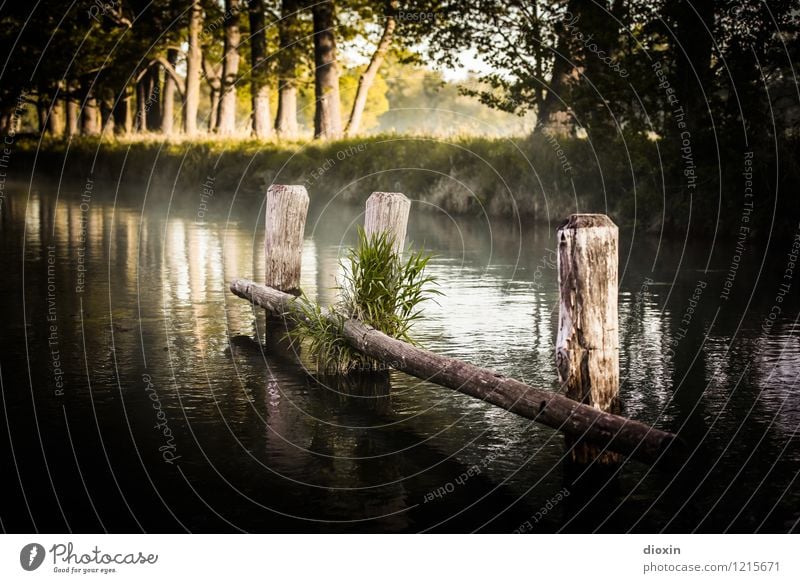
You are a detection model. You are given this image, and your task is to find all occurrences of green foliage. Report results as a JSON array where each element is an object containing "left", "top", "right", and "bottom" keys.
[
  {"left": 289, "top": 296, "right": 358, "bottom": 374},
  {"left": 289, "top": 228, "right": 440, "bottom": 374},
  {"left": 341, "top": 228, "right": 438, "bottom": 339}
]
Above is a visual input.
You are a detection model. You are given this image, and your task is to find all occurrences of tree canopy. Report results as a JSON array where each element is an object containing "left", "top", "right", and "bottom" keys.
[{"left": 0, "top": 0, "right": 796, "bottom": 144}]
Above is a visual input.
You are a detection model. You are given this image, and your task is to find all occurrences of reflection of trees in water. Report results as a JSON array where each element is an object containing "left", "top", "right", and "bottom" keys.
[
  {"left": 618, "top": 284, "right": 672, "bottom": 424},
  {"left": 529, "top": 289, "right": 557, "bottom": 387},
  {"left": 24, "top": 193, "right": 41, "bottom": 238},
  {"left": 255, "top": 363, "right": 410, "bottom": 529},
  {"left": 227, "top": 328, "right": 541, "bottom": 531},
  {"left": 315, "top": 372, "right": 394, "bottom": 415}
]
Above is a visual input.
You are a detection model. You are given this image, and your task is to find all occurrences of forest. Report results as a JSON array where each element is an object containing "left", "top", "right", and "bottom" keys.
[{"left": 1, "top": 1, "right": 799, "bottom": 233}]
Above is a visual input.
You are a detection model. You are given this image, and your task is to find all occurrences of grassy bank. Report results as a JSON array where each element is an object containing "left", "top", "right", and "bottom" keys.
[{"left": 12, "top": 132, "right": 798, "bottom": 236}]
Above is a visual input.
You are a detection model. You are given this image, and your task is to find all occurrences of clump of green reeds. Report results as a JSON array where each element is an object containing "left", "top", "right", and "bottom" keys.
[{"left": 289, "top": 228, "right": 440, "bottom": 374}]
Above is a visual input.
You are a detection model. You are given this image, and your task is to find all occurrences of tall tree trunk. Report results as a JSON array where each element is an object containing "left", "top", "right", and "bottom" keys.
[
  {"left": 136, "top": 77, "right": 147, "bottom": 132},
  {"left": 535, "top": 0, "right": 583, "bottom": 135},
  {"left": 345, "top": 0, "right": 396, "bottom": 136},
  {"left": 81, "top": 82, "right": 101, "bottom": 136},
  {"left": 312, "top": 0, "right": 342, "bottom": 139},
  {"left": 202, "top": 53, "right": 222, "bottom": 132},
  {"left": 113, "top": 86, "right": 132, "bottom": 135},
  {"left": 275, "top": 84, "right": 297, "bottom": 138},
  {"left": 216, "top": 0, "right": 241, "bottom": 135},
  {"left": 65, "top": 80, "right": 79, "bottom": 137},
  {"left": 209, "top": 89, "right": 220, "bottom": 131},
  {"left": 145, "top": 64, "right": 162, "bottom": 131},
  {"left": 100, "top": 91, "right": 115, "bottom": 137},
  {"left": 161, "top": 48, "right": 179, "bottom": 135},
  {"left": 82, "top": 97, "right": 100, "bottom": 136},
  {"left": 668, "top": 0, "right": 714, "bottom": 139},
  {"left": 47, "top": 95, "right": 66, "bottom": 137},
  {"left": 184, "top": 0, "right": 203, "bottom": 134},
  {"left": 531, "top": 3, "right": 545, "bottom": 115},
  {"left": 275, "top": 0, "right": 299, "bottom": 138},
  {"left": 249, "top": 0, "right": 272, "bottom": 138},
  {"left": 36, "top": 93, "right": 48, "bottom": 135}
]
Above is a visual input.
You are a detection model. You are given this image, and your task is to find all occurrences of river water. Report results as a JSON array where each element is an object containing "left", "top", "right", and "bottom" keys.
[{"left": 1, "top": 181, "right": 798, "bottom": 533}]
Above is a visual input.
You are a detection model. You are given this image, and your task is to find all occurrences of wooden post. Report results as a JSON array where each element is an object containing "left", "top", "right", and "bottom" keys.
[
  {"left": 556, "top": 214, "right": 620, "bottom": 465},
  {"left": 264, "top": 184, "right": 309, "bottom": 295},
  {"left": 364, "top": 192, "right": 410, "bottom": 253}
]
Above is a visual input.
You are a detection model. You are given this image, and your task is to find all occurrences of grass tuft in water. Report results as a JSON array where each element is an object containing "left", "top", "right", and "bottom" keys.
[{"left": 289, "top": 228, "right": 440, "bottom": 374}]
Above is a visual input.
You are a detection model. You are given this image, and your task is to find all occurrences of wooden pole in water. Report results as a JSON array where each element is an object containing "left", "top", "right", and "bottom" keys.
[
  {"left": 264, "top": 184, "right": 309, "bottom": 295},
  {"left": 263, "top": 184, "right": 308, "bottom": 345},
  {"left": 556, "top": 213, "right": 621, "bottom": 465},
  {"left": 364, "top": 192, "right": 410, "bottom": 253}
]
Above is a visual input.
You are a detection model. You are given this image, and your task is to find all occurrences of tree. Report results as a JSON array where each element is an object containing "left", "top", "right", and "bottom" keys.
[
  {"left": 312, "top": 0, "right": 343, "bottom": 139},
  {"left": 340, "top": 67, "right": 388, "bottom": 132},
  {"left": 217, "top": 0, "right": 242, "bottom": 134},
  {"left": 184, "top": 0, "right": 204, "bottom": 134},
  {"left": 65, "top": 81, "right": 80, "bottom": 137},
  {"left": 42, "top": 90, "right": 65, "bottom": 137},
  {"left": 161, "top": 48, "right": 180, "bottom": 135},
  {"left": 535, "top": 0, "right": 586, "bottom": 135},
  {"left": 113, "top": 85, "right": 133, "bottom": 135},
  {"left": 248, "top": 0, "right": 272, "bottom": 138},
  {"left": 412, "top": 0, "right": 580, "bottom": 134},
  {"left": 275, "top": 0, "right": 304, "bottom": 138},
  {"left": 203, "top": 53, "right": 223, "bottom": 131},
  {"left": 657, "top": 0, "right": 715, "bottom": 144},
  {"left": 345, "top": 0, "right": 397, "bottom": 136}
]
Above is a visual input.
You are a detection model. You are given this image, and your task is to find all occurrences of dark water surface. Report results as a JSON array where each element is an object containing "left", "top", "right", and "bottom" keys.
[{"left": 1, "top": 181, "right": 798, "bottom": 533}]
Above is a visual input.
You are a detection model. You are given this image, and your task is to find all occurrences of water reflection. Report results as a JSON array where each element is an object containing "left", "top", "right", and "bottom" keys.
[
  {"left": 619, "top": 284, "right": 674, "bottom": 423},
  {"left": 0, "top": 184, "right": 797, "bottom": 532}
]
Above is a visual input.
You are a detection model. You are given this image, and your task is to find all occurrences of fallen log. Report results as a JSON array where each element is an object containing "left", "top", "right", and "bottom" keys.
[{"left": 230, "top": 278, "right": 681, "bottom": 465}]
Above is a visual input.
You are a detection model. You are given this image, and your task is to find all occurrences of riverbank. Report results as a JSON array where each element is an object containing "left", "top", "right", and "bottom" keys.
[{"left": 7, "top": 133, "right": 798, "bottom": 237}]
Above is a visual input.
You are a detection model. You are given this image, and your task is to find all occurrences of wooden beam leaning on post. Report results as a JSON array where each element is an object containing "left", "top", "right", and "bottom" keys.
[{"left": 229, "top": 278, "right": 679, "bottom": 466}]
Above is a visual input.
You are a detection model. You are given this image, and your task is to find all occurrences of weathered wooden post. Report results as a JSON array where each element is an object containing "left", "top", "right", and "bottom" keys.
[
  {"left": 364, "top": 191, "right": 411, "bottom": 252},
  {"left": 265, "top": 184, "right": 309, "bottom": 295},
  {"left": 556, "top": 214, "right": 620, "bottom": 465},
  {"left": 263, "top": 184, "right": 309, "bottom": 344}
]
